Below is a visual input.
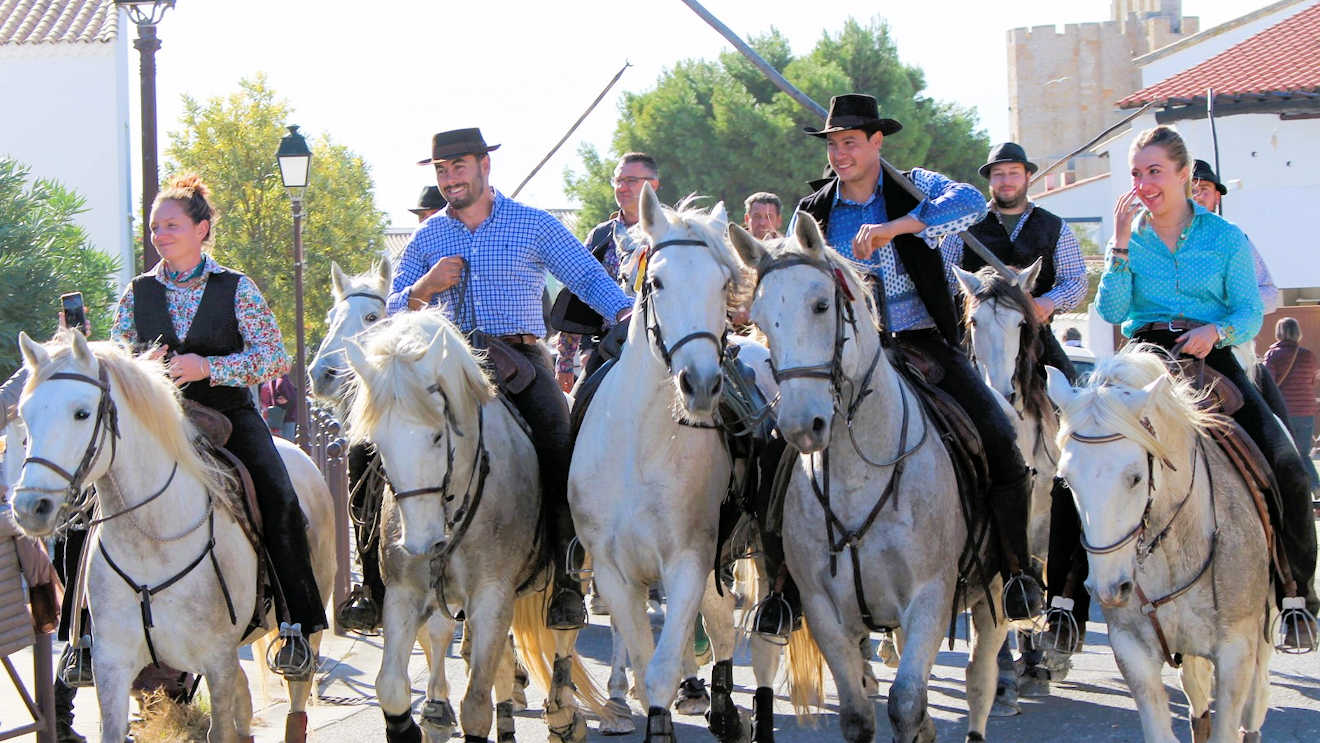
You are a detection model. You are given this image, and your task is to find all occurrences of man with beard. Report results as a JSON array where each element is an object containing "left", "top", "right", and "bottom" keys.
[
  {"left": 388, "top": 128, "right": 632, "bottom": 630},
  {"left": 941, "top": 142, "right": 1085, "bottom": 381}
]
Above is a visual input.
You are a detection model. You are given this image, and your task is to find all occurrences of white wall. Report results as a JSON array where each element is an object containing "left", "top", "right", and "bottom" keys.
[
  {"left": 0, "top": 22, "right": 133, "bottom": 292},
  {"left": 1138, "top": 0, "right": 1317, "bottom": 87}
]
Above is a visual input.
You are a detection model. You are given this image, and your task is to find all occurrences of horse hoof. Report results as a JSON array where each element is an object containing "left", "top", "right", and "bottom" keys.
[
  {"left": 674, "top": 676, "right": 710, "bottom": 715},
  {"left": 878, "top": 636, "right": 900, "bottom": 668},
  {"left": 419, "top": 699, "right": 457, "bottom": 738},
  {"left": 861, "top": 661, "right": 881, "bottom": 699},
  {"left": 496, "top": 700, "right": 516, "bottom": 742},
  {"left": 1190, "top": 710, "right": 1211, "bottom": 743},
  {"left": 752, "top": 687, "right": 775, "bottom": 743},
  {"left": 966, "top": 733, "right": 986, "bottom": 742},
  {"left": 1242, "top": 732, "right": 1261, "bottom": 743},
  {"left": 599, "top": 697, "right": 635, "bottom": 736},
  {"left": 1018, "top": 669, "right": 1050, "bottom": 698},
  {"left": 989, "top": 699, "right": 1020, "bottom": 718},
  {"left": 645, "top": 706, "right": 675, "bottom": 743},
  {"left": 284, "top": 710, "right": 308, "bottom": 743}
]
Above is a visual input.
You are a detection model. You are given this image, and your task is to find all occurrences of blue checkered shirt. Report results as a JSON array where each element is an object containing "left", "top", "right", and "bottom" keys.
[{"left": 387, "top": 190, "right": 631, "bottom": 335}]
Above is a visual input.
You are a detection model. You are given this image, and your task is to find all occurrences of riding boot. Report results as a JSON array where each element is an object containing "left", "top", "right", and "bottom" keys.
[
  {"left": 54, "top": 677, "right": 85, "bottom": 743},
  {"left": 989, "top": 469, "right": 1044, "bottom": 621},
  {"left": 547, "top": 508, "right": 587, "bottom": 631},
  {"left": 1044, "top": 478, "right": 1088, "bottom": 652},
  {"left": 338, "top": 443, "right": 385, "bottom": 633},
  {"left": 752, "top": 527, "right": 802, "bottom": 640}
]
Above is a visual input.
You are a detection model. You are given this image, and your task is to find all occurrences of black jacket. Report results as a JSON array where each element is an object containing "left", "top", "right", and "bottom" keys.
[{"left": 963, "top": 205, "right": 1063, "bottom": 298}]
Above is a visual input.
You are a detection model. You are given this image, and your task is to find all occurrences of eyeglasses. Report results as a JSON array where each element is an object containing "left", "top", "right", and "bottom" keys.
[{"left": 613, "top": 176, "right": 657, "bottom": 187}]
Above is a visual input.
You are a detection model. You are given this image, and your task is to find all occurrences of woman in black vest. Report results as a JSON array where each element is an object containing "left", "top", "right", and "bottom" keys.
[{"left": 111, "top": 174, "right": 325, "bottom": 677}]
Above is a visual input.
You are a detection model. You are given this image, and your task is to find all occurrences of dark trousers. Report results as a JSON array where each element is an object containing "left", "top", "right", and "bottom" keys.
[
  {"left": 508, "top": 342, "right": 579, "bottom": 587},
  {"left": 223, "top": 405, "right": 328, "bottom": 633},
  {"left": 348, "top": 442, "right": 386, "bottom": 606},
  {"left": 897, "top": 329, "right": 1034, "bottom": 575},
  {"left": 1287, "top": 415, "right": 1320, "bottom": 489},
  {"left": 1038, "top": 324, "right": 1077, "bottom": 383}
]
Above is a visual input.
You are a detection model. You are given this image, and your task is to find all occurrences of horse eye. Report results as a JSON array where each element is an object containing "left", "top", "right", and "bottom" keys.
[
  {"left": 74, "top": 409, "right": 91, "bottom": 421},
  {"left": 969, "top": 318, "right": 978, "bottom": 327},
  {"left": 365, "top": 313, "right": 379, "bottom": 323},
  {"left": 432, "top": 430, "right": 445, "bottom": 446},
  {"left": 1127, "top": 472, "right": 1142, "bottom": 489},
  {"left": 652, "top": 277, "right": 665, "bottom": 291},
  {"left": 813, "top": 298, "right": 829, "bottom": 314}
]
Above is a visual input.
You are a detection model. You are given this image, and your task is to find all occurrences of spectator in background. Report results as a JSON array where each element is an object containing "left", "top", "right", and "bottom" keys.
[
  {"left": 409, "top": 185, "right": 447, "bottom": 223},
  {"left": 260, "top": 373, "right": 296, "bottom": 440},
  {"left": 1062, "top": 326, "right": 1083, "bottom": 348},
  {"left": 742, "top": 192, "right": 783, "bottom": 240},
  {"left": 1265, "top": 317, "right": 1320, "bottom": 492}
]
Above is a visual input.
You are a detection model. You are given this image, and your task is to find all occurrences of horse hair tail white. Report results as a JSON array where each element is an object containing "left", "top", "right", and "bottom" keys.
[{"left": 509, "top": 582, "right": 612, "bottom": 718}]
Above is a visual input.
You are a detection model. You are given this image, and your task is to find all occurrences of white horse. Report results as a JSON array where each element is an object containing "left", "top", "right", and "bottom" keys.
[
  {"left": 10, "top": 330, "right": 335, "bottom": 743},
  {"left": 344, "top": 309, "right": 610, "bottom": 743},
  {"left": 730, "top": 215, "right": 1008, "bottom": 743},
  {"left": 570, "top": 184, "right": 765, "bottom": 741},
  {"left": 1045, "top": 348, "right": 1273, "bottom": 743},
  {"left": 954, "top": 261, "right": 1065, "bottom": 705}
]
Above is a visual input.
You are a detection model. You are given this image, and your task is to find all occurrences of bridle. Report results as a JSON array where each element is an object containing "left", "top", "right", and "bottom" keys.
[
  {"left": 1066, "top": 419, "right": 1218, "bottom": 667},
  {"left": 342, "top": 291, "right": 386, "bottom": 305},
  {"left": 17, "top": 365, "right": 120, "bottom": 520}
]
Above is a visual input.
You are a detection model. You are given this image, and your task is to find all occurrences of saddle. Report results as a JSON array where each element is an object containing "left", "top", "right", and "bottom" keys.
[{"left": 470, "top": 332, "right": 536, "bottom": 396}]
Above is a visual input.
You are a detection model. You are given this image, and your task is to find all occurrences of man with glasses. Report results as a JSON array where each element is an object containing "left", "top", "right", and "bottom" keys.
[{"left": 554, "top": 152, "right": 660, "bottom": 391}]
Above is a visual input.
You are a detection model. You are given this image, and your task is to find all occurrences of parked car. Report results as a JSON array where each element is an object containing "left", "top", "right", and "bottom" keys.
[{"left": 1064, "top": 344, "right": 1097, "bottom": 385}]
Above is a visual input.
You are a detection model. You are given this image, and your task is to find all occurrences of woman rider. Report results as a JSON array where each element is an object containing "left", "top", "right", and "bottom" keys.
[
  {"left": 1049, "top": 125, "right": 1317, "bottom": 650},
  {"left": 111, "top": 174, "right": 326, "bottom": 676}
]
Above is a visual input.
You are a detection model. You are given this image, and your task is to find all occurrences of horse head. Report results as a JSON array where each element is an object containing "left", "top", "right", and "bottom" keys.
[
  {"left": 955, "top": 260, "right": 1041, "bottom": 404},
  {"left": 1046, "top": 349, "right": 1212, "bottom": 608},
  {"left": 632, "top": 182, "right": 741, "bottom": 418},
  {"left": 344, "top": 311, "right": 494, "bottom": 557},
  {"left": 310, "top": 258, "right": 391, "bottom": 403},
  {"left": 730, "top": 212, "right": 876, "bottom": 452}
]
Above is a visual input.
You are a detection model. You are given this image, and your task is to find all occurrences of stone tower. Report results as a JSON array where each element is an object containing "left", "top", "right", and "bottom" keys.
[{"left": 1008, "top": 0, "right": 1198, "bottom": 185}]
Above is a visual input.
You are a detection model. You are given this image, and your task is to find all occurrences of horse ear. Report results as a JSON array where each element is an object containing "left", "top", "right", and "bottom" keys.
[
  {"left": 1139, "top": 376, "right": 1171, "bottom": 416},
  {"left": 638, "top": 182, "right": 669, "bottom": 242},
  {"left": 727, "top": 223, "right": 766, "bottom": 268},
  {"left": 376, "top": 256, "right": 392, "bottom": 287},
  {"left": 343, "top": 339, "right": 370, "bottom": 378},
  {"left": 952, "top": 265, "right": 982, "bottom": 297},
  {"left": 709, "top": 201, "right": 728, "bottom": 229},
  {"left": 331, "top": 261, "right": 348, "bottom": 299},
  {"left": 70, "top": 329, "right": 93, "bottom": 364},
  {"left": 1018, "top": 258, "right": 1043, "bottom": 293},
  {"left": 18, "top": 331, "right": 48, "bottom": 370},
  {"left": 1044, "top": 365, "right": 1076, "bottom": 409},
  {"left": 793, "top": 212, "right": 827, "bottom": 256}
]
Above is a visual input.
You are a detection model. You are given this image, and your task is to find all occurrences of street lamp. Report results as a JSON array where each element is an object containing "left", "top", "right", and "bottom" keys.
[
  {"left": 116, "top": 0, "right": 176, "bottom": 272},
  {"left": 277, "top": 125, "right": 312, "bottom": 452}
]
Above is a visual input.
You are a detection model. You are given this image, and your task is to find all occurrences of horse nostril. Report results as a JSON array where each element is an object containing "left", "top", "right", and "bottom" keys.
[
  {"left": 710, "top": 375, "right": 722, "bottom": 395},
  {"left": 32, "top": 498, "right": 54, "bottom": 518},
  {"left": 811, "top": 417, "right": 827, "bottom": 435},
  {"left": 1118, "top": 581, "right": 1134, "bottom": 599},
  {"left": 679, "top": 370, "right": 694, "bottom": 395}
]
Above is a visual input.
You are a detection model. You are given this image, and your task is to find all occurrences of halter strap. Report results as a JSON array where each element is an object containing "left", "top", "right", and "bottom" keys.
[
  {"left": 343, "top": 291, "right": 386, "bottom": 304},
  {"left": 18, "top": 365, "right": 120, "bottom": 512},
  {"left": 639, "top": 237, "right": 729, "bottom": 375}
]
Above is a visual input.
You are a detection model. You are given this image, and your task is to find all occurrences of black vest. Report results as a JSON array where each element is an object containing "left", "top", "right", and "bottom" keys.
[
  {"left": 798, "top": 172, "right": 962, "bottom": 345},
  {"left": 963, "top": 206, "right": 1062, "bottom": 298},
  {"left": 132, "top": 270, "right": 251, "bottom": 412}
]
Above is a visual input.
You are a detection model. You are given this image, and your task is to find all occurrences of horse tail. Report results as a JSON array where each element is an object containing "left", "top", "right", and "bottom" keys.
[
  {"left": 785, "top": 617, "right": 827, "bottom": 719},
  {"left": 509, "top": 583, "right": 613, "bottom": 720}
]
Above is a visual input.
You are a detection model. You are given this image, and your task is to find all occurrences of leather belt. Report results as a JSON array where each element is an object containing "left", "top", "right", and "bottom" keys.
[
  {"left": 1135, "top": 320, "right": 1204, "bottom": 335},
  {"left": 496, "top": 333, "right": 539, "bottom": 346}
]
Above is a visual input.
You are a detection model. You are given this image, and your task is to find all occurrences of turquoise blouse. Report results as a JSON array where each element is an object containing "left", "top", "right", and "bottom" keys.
[{"left": 1097, "top": 201, "right": 1262, "bottom": 347}]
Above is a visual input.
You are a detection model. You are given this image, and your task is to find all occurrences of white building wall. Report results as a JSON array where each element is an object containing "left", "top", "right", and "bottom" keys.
[{"left": 0, "top": 17, "right": 133, "bottom": 291}]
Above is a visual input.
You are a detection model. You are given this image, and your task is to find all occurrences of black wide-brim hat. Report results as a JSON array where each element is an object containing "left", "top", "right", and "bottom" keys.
[
  {"left": 803, "top": 94, "right": 902, "bottom": 138},
  {"left": 408, "top": 185, "right": 447, "bottom": 215},
  {"left": 979, "top": 142, "right": 1038, "bottom": 178},
  {"left": 417, "top": 127, "right": 501, "bottom": 165},
  {"left": 1192, "top": 159, "right": 1228, "bottom": 194}
]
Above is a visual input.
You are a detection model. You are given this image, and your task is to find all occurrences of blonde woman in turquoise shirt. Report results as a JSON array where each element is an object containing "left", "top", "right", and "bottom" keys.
[{"left": 1053, "top": 126, "right": 1317, "bottom": 649}]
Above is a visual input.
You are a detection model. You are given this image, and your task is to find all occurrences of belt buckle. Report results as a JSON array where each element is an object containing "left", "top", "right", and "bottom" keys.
[{"left": 1167, "top": 321, "right": 1179, "bottom": 333}]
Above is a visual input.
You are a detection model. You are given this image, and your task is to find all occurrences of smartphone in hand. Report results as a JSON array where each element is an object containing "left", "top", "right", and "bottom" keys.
[{"left": 60, "top": 292, "right": 87, "bottom": 333}]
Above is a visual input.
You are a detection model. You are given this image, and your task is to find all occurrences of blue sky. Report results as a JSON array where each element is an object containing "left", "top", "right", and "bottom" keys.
[{"left": 144, "top": 0, "right": 1252, "bottom": 225}]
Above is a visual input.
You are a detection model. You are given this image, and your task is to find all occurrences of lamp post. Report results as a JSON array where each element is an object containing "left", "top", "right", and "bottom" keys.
[
  {"left": 277, "top": 125, "right": 312, "bottom": 452},
  {"left": 116, "top": 0, "right": 175, "bottom": 272}
]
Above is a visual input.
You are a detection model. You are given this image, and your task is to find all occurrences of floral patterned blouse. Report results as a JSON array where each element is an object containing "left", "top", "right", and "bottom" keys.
[{"left": 112, "top": 254, "right": 291, "bottom": 388}]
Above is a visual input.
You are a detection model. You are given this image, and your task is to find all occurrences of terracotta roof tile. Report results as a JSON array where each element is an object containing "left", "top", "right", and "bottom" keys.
[
  {"left": 0, "top": 0, "right": 116, "bottom": 46},
  {"left": 1118, "top": 2, "right": 1320, "bottom": 107}
]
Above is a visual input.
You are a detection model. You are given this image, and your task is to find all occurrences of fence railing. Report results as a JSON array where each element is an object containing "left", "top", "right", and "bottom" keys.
[{"left": 305, "top": 403, "right": 353, "bottom": 635}]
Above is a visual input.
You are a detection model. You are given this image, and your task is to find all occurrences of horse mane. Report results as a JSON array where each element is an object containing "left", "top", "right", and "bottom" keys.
[
  {"left": 663, "top": 196, "right": 750, "bottom": 308},
  {"left": 1055, "top": 344, "right": 1223, "bottom": 465},
  {"left": 344, "top": 309, "right": 495, "bottom": 443},
  {"left": 25, "top": 330, "right": 235, "bottom": 498},
  {"left": 961, "top": 267, "right": 1049, "bottom": 420}
]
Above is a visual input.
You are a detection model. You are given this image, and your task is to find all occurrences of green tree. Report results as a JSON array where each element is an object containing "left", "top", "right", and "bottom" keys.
[
  {"left": 565, "top": 18, "right": 990, "bottom": 234},
  {"left": 165, "top": 75, "right": 388, "bottom": 352},
  {"left": 0, "top": 158, "right": 120, "bottom": 379}
]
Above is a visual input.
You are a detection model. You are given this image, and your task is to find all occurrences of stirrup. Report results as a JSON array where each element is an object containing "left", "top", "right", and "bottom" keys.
[
  {"left": 266, "top": 623, "right": 317, "bottom": 680},
  {"left": 745, "top": 593, "right": 793, "bottom": 646},
  {"left": 335, "top": 585, "right": 382, "bottom": 636},
  {"left": 564, "top": 536, "right": 591, "bottom": 581},
  {"left": 1274, "top": 597, "right": 1318, "bottom": 654},
  {"left": 1002, "top": 572, "right": 1044, "bottom": 622},
  {"left": 58, "top": 635, "right": 95, "bottom": 688},
  {"left": 1033, "top": 597, "right": 1082, "bottom": 654}
]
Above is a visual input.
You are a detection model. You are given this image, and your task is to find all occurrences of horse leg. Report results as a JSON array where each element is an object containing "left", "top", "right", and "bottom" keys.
[
  {"left": 459, "top": 595, "right": 513, "bottom": 743},
  {"left": 1178, "top": 655, "right": 1213, "bottom": 743},
  {"left": 378, "top": 587, "right": 426, "bottom": 742},
  {"left": 203, "top": 655, "right": 240, "bottom": 743},
  {"left": 1240, "top": 616, "right": 1272, "bottom": 741},
  {"left": 700, "top": 571, "right": 745, "bottom": 742},
  {"left": 598, "top": 619, "right": 637, "bottom": 736},
  {"left": 546, "top": 628, "right": 589, "bottom": 743},
  {"left": 282, "top": 628, "right": 321, "bottom": 743},
  {"left": 597, "top": 571, "right": 654, "bottom": 709},
  {"left": 232, "top": 661, "right": 254, "bottom": 743},
  {"left": 491, "top": 630, "right": 517, "bottom": 743},
  {"left": 645, "top": 561, "right": 707, "bottom": 714},
  {"left": 92, "top": 640, "right": 142, "bottom": 743},
  {"left": 1017, "top": 629, "right": 1050, "bottom": 697},
  {"left": 418, "top": 612, "right": 458, "bottom": 738},
  {"left": 990, "top": 634, "right": 1020, "bottom": 716},
  {"left": 748, "top": 631, "right": 781, "bottom": 743},
  {"left": 674, "top": 615, "right": 710, "bottom": 716},
  {"left": 509, "top": 633, "right": 529, "bottom": 712},
  {"left": 1109, "top": 627, "right": 1177, "bottom": 743},
  {"left": 890, "top": 583, "right": 953, "bottom": 743},
  {"left": 799, "top": 592, "right": 872, "bottom": 743},
  {"left": 1209, "top": 633, "right": 1257, "bottom": 743},
  {"left": 967, "top": 586, "right": 1010, "bottom": 741}
]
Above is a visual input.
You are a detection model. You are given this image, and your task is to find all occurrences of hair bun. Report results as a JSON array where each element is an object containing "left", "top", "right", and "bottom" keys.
[{"left": 165, "top": 172, "right": 210, "bottom": 200}]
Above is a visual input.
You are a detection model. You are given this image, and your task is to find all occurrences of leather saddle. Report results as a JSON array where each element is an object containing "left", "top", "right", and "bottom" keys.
[{"left": 470, "top": 332, "right": 536, "bottom": 396}]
